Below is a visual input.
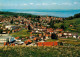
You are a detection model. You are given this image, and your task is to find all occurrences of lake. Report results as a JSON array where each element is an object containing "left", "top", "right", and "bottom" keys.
[{"left": 0, "top": 9, "right": 80, "bottom": 17}]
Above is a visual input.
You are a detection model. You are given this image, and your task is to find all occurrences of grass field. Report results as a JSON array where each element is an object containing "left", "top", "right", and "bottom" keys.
[
  {"left": 46, "top": 38, "right": 80, "bottom": 46},
  {"left": 54, "top": 18, "right": 80, "bottom": 33},
  {"left": 10, "top": 29, "right": 30, "bottom": 38},
  {"left": 46, "top": 39, "right": 58, "bottom": 42},
  {"left": 0, "top": 46, "right": 80, "bottom": 57}
]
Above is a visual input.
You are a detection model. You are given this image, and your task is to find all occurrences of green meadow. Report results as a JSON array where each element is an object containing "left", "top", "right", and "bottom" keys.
[
  {"left": 0, "top": 46, "right": 80, "bottom": 57},
  {"left": 54, "top": 18, "right": 80, "bottom": 33},
  {"left": 10, "top": 29, "right": 30, "bottom": 38}
]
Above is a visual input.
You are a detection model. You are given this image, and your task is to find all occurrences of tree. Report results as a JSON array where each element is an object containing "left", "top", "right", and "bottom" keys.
[
  {"left": 51, "top": 33, "right": 58, "bottom": 40},
  {"left": 0, "top": 29, "right": 3, "bottom": 34},
  {"left": 14, "top": 15, "right": 18, "bottom": 18},
  {"left": 10, "top": 19, "right": 13, "bottom": 24},
  {"left": 28, "top": 15, "right": 32, "bottom": 17},
  {"left": 74, "top": 13, "right": 80, "bottom": 18},
  {"left": 60, "top": 24, "right": 66, "bottom": 30},
  {"left": 28, "top": 25, "right": 32, "bottom": 30},
  {"left": 67, "top": 16, "right": 73, "bottom": 20},
  {"left": 49, "top": 19, "right": 54, "bottom": 28}
]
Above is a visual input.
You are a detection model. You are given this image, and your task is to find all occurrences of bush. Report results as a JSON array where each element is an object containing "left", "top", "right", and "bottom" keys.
[
  {"left": 0, "top": 29, "right": 3, "bottom": 34},
  {"left": 51, "top": 33, "right": 58, "bottom": 40}
]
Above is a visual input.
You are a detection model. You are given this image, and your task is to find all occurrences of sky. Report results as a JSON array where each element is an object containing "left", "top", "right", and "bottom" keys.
[{"left": 0, "top": 0, "right": 80, "bottom": 9}]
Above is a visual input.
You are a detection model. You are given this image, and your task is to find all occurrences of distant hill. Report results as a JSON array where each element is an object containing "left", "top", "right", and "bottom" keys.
[
  {"left": 66, "top": 13, "right": 80, "bottom": 20},
  {"left": 0, "top": 11, "right": 36, "bottom": 18}
]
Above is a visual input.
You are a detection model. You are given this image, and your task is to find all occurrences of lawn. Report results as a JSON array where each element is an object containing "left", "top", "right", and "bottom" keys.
[
  {"left": 0, "top": 46, "right": 80, "bottom": 57},
  {"left": 58, "top": 38, "right": 80, "bottom": 46},
  {"left": 10, "top": 29, "right": 30, "bottom": 38},
  {"left": 46, "top": 39, "right": 58, "bottom": 42}
]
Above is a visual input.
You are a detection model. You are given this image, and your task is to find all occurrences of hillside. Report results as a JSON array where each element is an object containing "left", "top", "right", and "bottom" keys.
[
  {"left": 0, "top": 11, "right": 36, "bottom": 18},
  {"left": 0, "top": 11, "right": 80, "bottom": 57},
  {"left": 0, "top": 46, "right": 80, "bottom": 57},
  {"left": 0, "top": 11, "right": 80, "bottom": 33},
  {"left": 54, "top": 18, "right": 80, "bottom": 33}
]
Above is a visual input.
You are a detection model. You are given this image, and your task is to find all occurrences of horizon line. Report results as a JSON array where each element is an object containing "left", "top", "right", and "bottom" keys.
[{"left": 0, "top": 9, "right": 80, "bottom": 10}]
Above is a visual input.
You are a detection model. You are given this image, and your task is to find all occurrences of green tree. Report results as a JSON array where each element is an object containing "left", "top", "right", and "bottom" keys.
[
  {"left": 51, "top": 33, "right": 58, "bottom": 40},
  {"left": 10, "top": 19, "right": 14, "bottom": 24},
  {"left": 49, "top": 19, "right": 54, "bottom": 28},
  {"left": 0, "top": 29, "right": 3, "bottom": 34},
  {"left": 14, "top": 15, "right": 18, "bottom": 18},
  {"left": 74, "top": 13, "right": 80, "bottom": 18},
  {"left": 28, "top": 25, "right": 32, "bottom": 30},
  {"left": 60, "top": 24, "right": 66, "bottom": 30}
]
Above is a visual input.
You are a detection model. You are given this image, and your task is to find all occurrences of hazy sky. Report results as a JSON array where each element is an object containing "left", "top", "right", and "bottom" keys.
[{"left": 0, "top": 0, "right": 80, "bottom": 9}]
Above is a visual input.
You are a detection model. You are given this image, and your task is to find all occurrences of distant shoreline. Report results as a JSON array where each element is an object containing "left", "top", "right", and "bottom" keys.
[{"left": 0, "top": 9, "right": 80, "bottom": 17}]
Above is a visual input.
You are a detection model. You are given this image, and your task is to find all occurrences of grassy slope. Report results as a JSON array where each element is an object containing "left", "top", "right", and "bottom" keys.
[
  {"left": 55, "top": 18, "right": 80, "bottom": 27},
  {"left": 10, "top": 29, "right": 30, "bottom": 37},
  {"left": 0, "top": 46, "right": 80, "bottom": 57},
  {"left": 54, "top": 18, "right": 80, "bottom": 33}
]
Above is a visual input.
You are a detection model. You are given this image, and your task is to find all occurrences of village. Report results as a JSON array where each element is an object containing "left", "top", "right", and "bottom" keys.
[{"left": 0, "top": 15, "right": 80, "bottom": 47}]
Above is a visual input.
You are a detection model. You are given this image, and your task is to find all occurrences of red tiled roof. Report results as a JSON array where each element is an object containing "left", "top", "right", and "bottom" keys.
[
  {"left": 15, "top": 37, "right": 19, "bottom": 39},
  {"left": 37, "top": 42, "right": 58, "bottom": 46},
  {"left": 27, "top": 39, "right": 32, "bottom": 43},
  {"left": 34, "top": 38, "right": 37, "bottom": 41}
]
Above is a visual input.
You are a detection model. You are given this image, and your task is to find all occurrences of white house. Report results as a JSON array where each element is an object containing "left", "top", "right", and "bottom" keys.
[
  {"left": 0, "top": 36, "right": 15, "bottom": 43},
  {"left": 5, "top": 25, "right": 16, "bottom": 30},
  {"left": 5, "top": 25, "right": 12, "bottom": 30}
]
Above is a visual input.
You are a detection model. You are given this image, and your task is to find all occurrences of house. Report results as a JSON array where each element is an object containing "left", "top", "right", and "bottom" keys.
[
  {"left": 14, "top": 40, "right": 24, "bottom": 45},
  {"left": 57, "top": 33, "right": 62, "bottom": 37},
  {"left": 55, "top": 29, "right": 63, "bottom": 32},
  {"left": 47, "top": 28, "right": 54, "bottom": 34},
  {"left": 5, "top": 25, "right": 12, "bottom": 30},
  {"left": 33, "top": 37, "right": 37, "bottom": 41},
  {"left": 63, "top": 32, "right": 72, "bottom": 38},
  {"left": 45, "top": 34, "right": 49, "bottom": 40},
  {"left": 15, "top": 37, "right": 20, "bottom": 39},
  {"left": 5, "top": 25, "right": 17, "bottom": 30},
  {"left": 2, "top": 31, "right": 7, "bottom": 34},
  {"left": 0, "top": 36, "right": 9, "bottom": 43},
  {"left": 0, "top": 36, "right": 15, "bottom": 44},
  {"left": 39, "top": 34, "right": 42, "bottom": 37},
  {"left": 0, "top": 34, "right": 9, "bottom": 36},
  {"left": 25, "top": 39, "right": 32, "bottom": 44},
  {"left": 14, "top": 22, "right": 19, "bottom": 25},
  {"left": 41, "top": 37, "right": 44, "bottom": 40},
  {"left": 78, "top": 36, "right": 80, "bottom": 39},
  {"left": 43, "top": 42, "right": 58, "bottom": 46},
  {"left": 0, "top": 22, "right": 2, "bottom": 24},
  {"left": 73, "top": 34, "right": 78, "bottom": 38},
  {"left": 70, "top": 25, "right": 73, "bottom": 27},
  {"left": 37, "top": 42, "right": 43, "bottom": 46},
  {"left": 30, "top": 32, "right": 32, "bottom": 34},
  {"left": 30, "top": 35, "right": 33, "bottom": 39},
  {"left": 37, "top": 42, "right": 58, "bottom": 46},
  {"left": 12, "top": 30, "right": 14, "bottom": 33},
  {"left": 38, "top": 28, "right": 43, "bottom": 31},
  {"left": 8, "top": 31, "right": 10, "bottom": 34},
  {"left": 49, "top": 31, "right": 54, "bottom": 34}
]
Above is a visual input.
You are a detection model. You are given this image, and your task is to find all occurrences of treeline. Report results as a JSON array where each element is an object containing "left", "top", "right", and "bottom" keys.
[
  {"left": 0, "top": 11, "right": 36, "bottom": 18},
  {"left": 66, "top": 13, "right": 80, "bottom": 20}
]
